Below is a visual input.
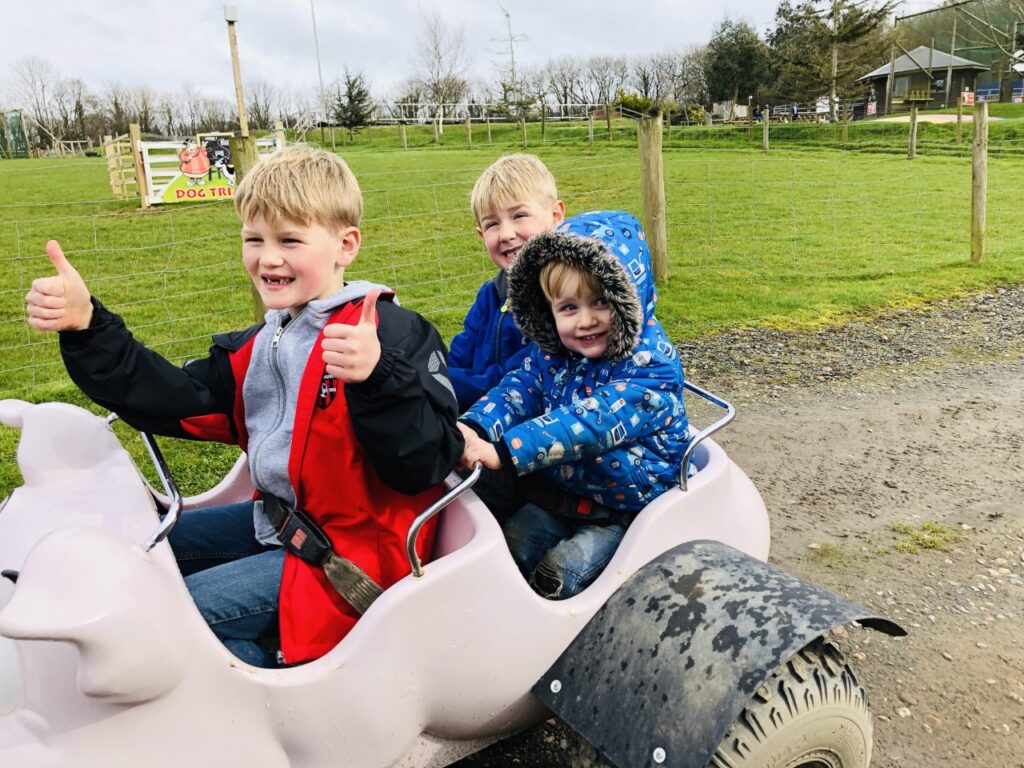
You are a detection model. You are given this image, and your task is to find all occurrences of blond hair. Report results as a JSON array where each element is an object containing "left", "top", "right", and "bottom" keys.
[
  {"left": 539, "top": 261, "right": 601, "bottom": 304},
  {"left": 234, "top": 145, "right": 363, "bottom": 229},
  {"left": 470, "top": 153, "right": 558, "bottom": 223}
]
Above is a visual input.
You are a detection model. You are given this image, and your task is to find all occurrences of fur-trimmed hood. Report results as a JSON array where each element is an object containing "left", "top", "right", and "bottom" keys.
[{"left": 509, "top": 210, "right": 656, "bottom": 362}]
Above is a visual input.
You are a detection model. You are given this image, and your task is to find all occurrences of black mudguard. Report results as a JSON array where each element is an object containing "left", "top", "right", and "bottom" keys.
[{"left": 533, "top": 539, "right": 904, "bottom": 768}]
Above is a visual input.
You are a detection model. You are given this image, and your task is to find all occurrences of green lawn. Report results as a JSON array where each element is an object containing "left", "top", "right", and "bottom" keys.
[{"left": 1, "top": 129, "right": 1022, "bottom": 497}]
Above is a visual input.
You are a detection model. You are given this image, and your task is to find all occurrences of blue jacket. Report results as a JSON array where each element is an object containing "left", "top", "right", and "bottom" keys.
[
  {"left": 462, "top": 211, "right": 688, "bottom": 512},
  {"left": 449, "top": 270, "right": 532, "bottom": 411}
]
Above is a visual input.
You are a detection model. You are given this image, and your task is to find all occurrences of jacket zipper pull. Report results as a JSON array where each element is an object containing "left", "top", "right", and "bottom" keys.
[
  {"left": 271, "top": 325, "right": 285, "bottom": 349},
  {"left": 500, "top": 298, "right": 509, "bottom": 313}
]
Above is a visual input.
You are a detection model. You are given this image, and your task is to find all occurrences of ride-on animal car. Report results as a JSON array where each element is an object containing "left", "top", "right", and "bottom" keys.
[{"left": 0, "top": 383, "right": 902, "bottom": 768}]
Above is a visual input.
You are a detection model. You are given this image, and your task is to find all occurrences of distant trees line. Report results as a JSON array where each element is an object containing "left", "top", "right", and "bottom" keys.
[{"left": 2, "top": 1, "right": 908, "bottom": 150}]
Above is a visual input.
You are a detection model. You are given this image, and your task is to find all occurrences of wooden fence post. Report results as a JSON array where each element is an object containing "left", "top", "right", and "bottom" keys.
[
  {"left": 637, "top": 114, "right": 668, "bottom": 283},
  {"left": 465, "top": 117, "right": 472, "bottom": 148},
  {"left": 128, "top": 123, "right": 150, "bottom": 209},
  {"left": 588, "top": 113, "right": 594, "bottom": 147},
  {"left": 908, "top": 106, "right": 918, "bottom": 160},
  {"left": 842, "top": 105, "right": 850, "bottom": 143},
  {"left": 274, "top": 120, "right": 286, "bottom": 150},
  {"left": 230, "top": 135, "right": 265, "bottom": 320},
  {"left": 433, "top": 115, "right": 440, "bottom": 144},
  {"left": 519, "top": 118, "right": 527, "bottom": 148},
  {"left": 541, "top": 103, "right": 547, "bottom": 143},
  {"left": 486, "top": 114, "right": 492, "bottom": 143},
  {"left": 103, "top": 135, "right": 122, "bottom": 199},
  {"left": 971, "top": 101, "right": 988, "bottom": 263},
  {"left": 762, "top": 108, "right": 770, "bottom": 152},
  {"left": 399, "top": 123, "right": 408, "bottom": 151},
  {"left": 605, "top": 103, "right": 612, "bottom": 142}
]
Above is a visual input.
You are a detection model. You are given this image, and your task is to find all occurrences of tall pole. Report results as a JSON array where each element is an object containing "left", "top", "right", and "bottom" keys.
[
  {"left": 310, "top": 0, "right": 327, "bottom": 145},
  {"left": 224, "top": 5, "right": 249, "bottom": 137},
  {"left": 944, "top": 14, "right": 958, "bottom": 108},
  {"left": 498, "top": 6, "right": 526, "bottom": 117},
  {"left": 830, "top": 0, "right": 840, "bottom": 122}
]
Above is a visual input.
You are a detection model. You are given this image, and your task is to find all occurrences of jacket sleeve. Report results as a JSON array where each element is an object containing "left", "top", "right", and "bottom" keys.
[
  {"left": 345, "top": 301, "right": 464, "bottom": 495},
  {"left": 459, "top": 348, "right": 546, "bottom": 441},
  {"left": 448, "top": 282, "right": 501, "bottom": 412},
  {"left": 501, "top": 374, "right": 686, "bottom": 476},
  {"left": 57, "top": 299, "right": 251, "bottom": 441}
]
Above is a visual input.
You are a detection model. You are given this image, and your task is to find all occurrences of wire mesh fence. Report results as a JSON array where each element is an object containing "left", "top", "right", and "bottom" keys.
[{"left": 1, "top": 114, "right": 1022, "bottom": 401}]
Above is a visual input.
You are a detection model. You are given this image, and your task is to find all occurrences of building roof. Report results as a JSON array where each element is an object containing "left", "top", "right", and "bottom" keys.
[{"left": 857, "top": 46, "right": 989, "bottom": 82}]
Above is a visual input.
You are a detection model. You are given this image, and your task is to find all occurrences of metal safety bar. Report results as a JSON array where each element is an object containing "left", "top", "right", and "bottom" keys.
[
  {"left": 106, "top": 413, "right": 184, "bottom": 550},
  {"left": 406, "top": 463, "right": 482, "bottom": 578},
  {"left": 679, "top": 381, "right": 736, "bottom": 492}
]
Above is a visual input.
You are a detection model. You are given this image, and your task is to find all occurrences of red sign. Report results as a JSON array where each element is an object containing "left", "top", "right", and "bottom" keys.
[{"left": 962, "top": 91, "right": 975, "bottom": 106}]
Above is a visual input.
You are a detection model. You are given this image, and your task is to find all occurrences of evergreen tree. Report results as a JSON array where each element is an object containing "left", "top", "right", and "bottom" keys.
[
  {"left": 705, "top": 20, "right": 771, "bottom": 119},
  {"left": 768, "top": 0, "right": 896, "bottom": 119},
  {"left": 333, "top": 71, "right": 374, "bottom": 141}
]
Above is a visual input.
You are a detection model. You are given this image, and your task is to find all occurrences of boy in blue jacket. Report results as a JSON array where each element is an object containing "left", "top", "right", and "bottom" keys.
[
  {"left": 449, "top": 154, "right": 565, "bottom": 411},
  {"left": 458, "top": 211, "right": 689, "bottom": 599}
]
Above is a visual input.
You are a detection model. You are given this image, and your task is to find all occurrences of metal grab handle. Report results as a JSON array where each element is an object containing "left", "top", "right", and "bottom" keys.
[
  {"left": 140, "top": 431, "right": 184, "bottom": 551},
  {"left": 107, "top": 415, "right": 185, "bottom": 552},
  {"left": 406, "top": 463, "right": 482, "bottom": 578},
  {"left": 680, "top": 380, "right": 736, "bottom": 492}
]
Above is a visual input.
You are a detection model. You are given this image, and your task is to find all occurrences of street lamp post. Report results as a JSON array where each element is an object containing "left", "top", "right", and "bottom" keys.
[{"left": 310, "top": 0, "right": 328, "bottom": 146}]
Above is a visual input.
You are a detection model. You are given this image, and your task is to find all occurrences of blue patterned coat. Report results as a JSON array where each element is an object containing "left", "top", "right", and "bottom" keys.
[{"left": 461, "top": 211, "right": 688, "bottom": 512}]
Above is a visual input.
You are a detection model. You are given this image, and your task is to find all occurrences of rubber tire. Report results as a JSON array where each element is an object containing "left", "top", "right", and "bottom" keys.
[
  {"left": 568, "top": 639, "right": 872, "bottom": 768},
  {"left": 708, "top": 638, "right": 872, "bottom": 768}
]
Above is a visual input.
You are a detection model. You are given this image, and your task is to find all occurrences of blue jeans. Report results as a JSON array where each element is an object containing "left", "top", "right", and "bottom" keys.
[
  {"left": 503, "top": 503, "right": 626, "bottom": 599},
  {"left": 168, "top": 501, "right": 284, "bottom": 668}
]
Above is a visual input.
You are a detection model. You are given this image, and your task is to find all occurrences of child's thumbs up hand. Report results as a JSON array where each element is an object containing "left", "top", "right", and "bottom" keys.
[
  {"left": 321, "top": 288, "right": 382, "bottom": 383},
  {"left": 25, "top": 240, "right": 94, "bottom": 332}
]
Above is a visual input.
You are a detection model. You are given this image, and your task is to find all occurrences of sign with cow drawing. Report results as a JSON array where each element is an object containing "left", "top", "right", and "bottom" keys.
[{"left": 137, "top": 133, "right": 281, "bottom": 206}]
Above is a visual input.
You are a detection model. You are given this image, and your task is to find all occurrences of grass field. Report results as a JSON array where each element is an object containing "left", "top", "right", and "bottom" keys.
[{"left": 1, "top": 119, "right": 1022, "bottom": 496}]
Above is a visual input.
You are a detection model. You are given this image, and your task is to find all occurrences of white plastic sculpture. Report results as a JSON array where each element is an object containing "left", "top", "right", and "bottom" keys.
[{"left": 0, "top": 398, "right": 768, "bottom": 767}]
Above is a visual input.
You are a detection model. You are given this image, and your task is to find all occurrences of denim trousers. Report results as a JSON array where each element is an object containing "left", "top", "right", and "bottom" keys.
[
  {"left": 168, "top": 501, "right": 283, "bottom": 668},
  {"left": 503, "top": 503, "right": 626, "bottom": 599}
]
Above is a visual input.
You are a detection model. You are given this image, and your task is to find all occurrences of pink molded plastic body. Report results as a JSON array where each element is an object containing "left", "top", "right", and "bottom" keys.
[{"left": 0, "top": 399, "right": 769, "bottom": 767}]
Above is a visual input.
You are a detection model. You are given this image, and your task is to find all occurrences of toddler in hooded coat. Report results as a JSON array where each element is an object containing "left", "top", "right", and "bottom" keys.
[{"left": 459, "top": 210, "right": 688, "bottom": 599}]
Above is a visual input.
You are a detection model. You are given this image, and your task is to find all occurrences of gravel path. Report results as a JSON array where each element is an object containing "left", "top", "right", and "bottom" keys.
[{"left": 457, "top": 286, "right": 1024, "bottom": 767}]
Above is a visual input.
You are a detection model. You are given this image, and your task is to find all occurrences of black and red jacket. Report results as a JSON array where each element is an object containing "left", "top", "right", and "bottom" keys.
[{"left": 60, "top": 292, "right": 463, "bottom": 662}]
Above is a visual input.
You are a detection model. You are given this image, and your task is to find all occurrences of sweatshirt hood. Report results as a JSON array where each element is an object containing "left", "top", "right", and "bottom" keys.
[{"left": 508, "top": 210, "right": 654, "bottom": 362}]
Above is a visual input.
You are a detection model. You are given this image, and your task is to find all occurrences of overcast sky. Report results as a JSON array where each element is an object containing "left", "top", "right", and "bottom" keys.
[{"left": 2, "top": 0, "right": 937, "bottom": 104}]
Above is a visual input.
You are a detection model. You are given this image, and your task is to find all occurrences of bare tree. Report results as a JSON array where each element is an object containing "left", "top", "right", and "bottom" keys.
[
  {"left": 413, "top": 10, "right": 470, "bottom": 131},
  {"left": 545, "top": 57, "right": 586, "bottom": 112},
  {"left": 390, "top": 78, "right": 427, "bottom": 121},
  {"left": 156, "top": 92, "right": 181, "bottom": 136},
  {"left": 11, "top": 56, "right": 61, "bottom": 148},
  {"left": 631, "top": 56, "right": 660, "bottom": 101},
  {"left": 50, "top": 78, "right": 91, "bottom": 141},
  {"left": 100, "top": 82, "right": 131, "bottom": 137},
  {"left": 246, "top": 78, "right": 278, "bottom": 131},
  {"left": 584, "top": 56, "right": 629, "bottom": 105},
  {"left": 651, "top": 52, "right": 682, "bottom": 104},
  {"left": 178, "top": 83, "right": 205, "bottom": 136},
  {"left": 125, "top": 85, "right": 156, "bottom": 134}
]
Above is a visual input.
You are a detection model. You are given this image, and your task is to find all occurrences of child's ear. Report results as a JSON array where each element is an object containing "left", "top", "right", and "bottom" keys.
[
  {"left": 551, "top": 200, "right": 566, "bottom": 225},
  {"left": 336, "top": 226, "right": 361, "bottom": 267},
  {"left": 476, "top": 225, "right": 484, "bottom": 240}
]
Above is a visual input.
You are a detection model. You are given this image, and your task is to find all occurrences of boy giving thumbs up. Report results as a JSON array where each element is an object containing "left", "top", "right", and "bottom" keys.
[{"left": 25, "top": 146, "right": 463, "bottom": 667}]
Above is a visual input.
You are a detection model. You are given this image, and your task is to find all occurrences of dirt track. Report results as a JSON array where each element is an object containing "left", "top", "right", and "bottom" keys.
[{"left": 460, "top": 287, "right": 1024, "bottom": 767}]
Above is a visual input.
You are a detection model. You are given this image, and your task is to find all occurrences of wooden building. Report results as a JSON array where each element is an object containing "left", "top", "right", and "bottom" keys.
[{"left": 856, "top": 46, "right": 990, "bottom": 114}]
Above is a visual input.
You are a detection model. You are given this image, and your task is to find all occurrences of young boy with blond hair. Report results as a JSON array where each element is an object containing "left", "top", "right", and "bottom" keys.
[
  {"left": 449, "top": 153, "right": 565, "bottom": 411},
  {"left": 458, "top": 211, "right": 689, "bottom": 599},
  {"left": 25, "top": 145, "right": 463, "bottom": 667}
]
